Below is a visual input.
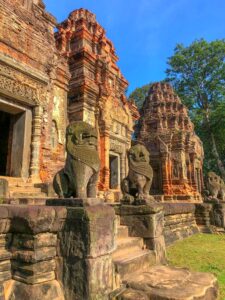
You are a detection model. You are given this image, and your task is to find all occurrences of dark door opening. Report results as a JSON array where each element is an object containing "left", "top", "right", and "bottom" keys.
[
  {"left": 109, "top": 154, "right": 119, "bottom": 189},
  {"left": 151, "top": 165, "right": 163, "bottom": 195},
  {"left": 0, "top": 111, "right": 11, "bottom": 175}
]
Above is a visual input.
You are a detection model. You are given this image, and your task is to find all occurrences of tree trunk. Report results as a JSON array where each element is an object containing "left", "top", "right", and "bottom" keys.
[
  {"left": 211, "top": 133, "right": 225, "bottom": 180},
  {"left": 204, "top": 106, "right": 225, "bottom": 180}
]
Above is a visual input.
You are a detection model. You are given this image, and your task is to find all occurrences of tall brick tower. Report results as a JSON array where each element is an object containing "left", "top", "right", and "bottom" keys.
[
  {"left": 55, "top": 9, "right": 139, "bottom": 196},
  {"left": 136, "top": 82, "right": 204, "bottom": 202}
]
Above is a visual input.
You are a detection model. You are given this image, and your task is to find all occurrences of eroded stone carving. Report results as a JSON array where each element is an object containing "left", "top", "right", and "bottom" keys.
[
  {"left": 206, "top": 171, "right": 225, "bottom": 201},
  {"left": 121, "top": 143, "right": 154, "bottom": 205},
  {"left": 53, "top": 121, "right": 100, "bottom": 198}
]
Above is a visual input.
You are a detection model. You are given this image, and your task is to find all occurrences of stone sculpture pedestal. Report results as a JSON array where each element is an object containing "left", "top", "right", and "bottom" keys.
[
  {"left": 0, "top": 199, "right": 115, "bottom": 300},
  {"left": 46, "top": 198, "right": 116, "bottom": 300},
  {"left": 116, "top": 203, "right": 166, "bottom": 264}
]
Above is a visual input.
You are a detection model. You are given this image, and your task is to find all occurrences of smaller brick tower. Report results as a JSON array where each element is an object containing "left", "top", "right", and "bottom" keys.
[{"left": 136, "top": 82, "right": 204, "bottom": 202}]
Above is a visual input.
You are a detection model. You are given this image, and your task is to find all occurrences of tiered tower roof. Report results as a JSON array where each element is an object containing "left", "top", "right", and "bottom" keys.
[{"left": 140, "top": 82, "right": 194, "bottom": 133}]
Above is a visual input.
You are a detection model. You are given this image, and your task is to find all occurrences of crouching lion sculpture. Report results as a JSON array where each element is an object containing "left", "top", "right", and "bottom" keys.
[
  {"left": 121, "top": 143, "right": 154, "bottom": 205},
  {"left": 206, "top": 171, "right": 225, "bottom": 201},
  {"left": 53, "top": 121, "right": 100, "bottom": 198}
]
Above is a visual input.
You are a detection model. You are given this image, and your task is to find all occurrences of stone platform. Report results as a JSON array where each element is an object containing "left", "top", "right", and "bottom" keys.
[
  {"left": 115, "top": 265, "right": 218, "bottom": 300},
  {"left": 112, "top": 204, "right": 218, "bottom": 300},
  {"left": 0, "top": 199, "right": 219, "bottom": 299},
  {"left": 163, "top": 203, "right": 199, "bottom": 245}
]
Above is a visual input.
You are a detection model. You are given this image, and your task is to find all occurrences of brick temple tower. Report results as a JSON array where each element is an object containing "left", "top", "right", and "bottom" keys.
[
  {"left": 136, "top": 82, "right": 204, "bottom": 202},
  {"left": 55, "top": 9, "right": 139, "bottom": 197}
]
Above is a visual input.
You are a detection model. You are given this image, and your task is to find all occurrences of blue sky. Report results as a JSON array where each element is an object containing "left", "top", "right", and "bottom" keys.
[{"left": 44, "top": 0, "right": 225, "bottom": 94}]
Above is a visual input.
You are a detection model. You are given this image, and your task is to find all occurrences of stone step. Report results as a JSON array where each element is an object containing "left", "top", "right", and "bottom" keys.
[
  {"left": 116, "top": 237, "right": 144, "bottom": 252},
  {"left": 9, "top": 192, "right": 47, "bottom": 198},
  {"left": 116, "top": 265, "right": 218, "bottom": 300},
  {"left": 117, "top": 226, "right": 129, "bottom": 239},
  {"left": 4, "top": 198, "right": 47, "bottom": 205},
  {"left": 8, "top": 182, "right": 35, "bottom": 188},
  {"left": 9, "top": 187, "right": 42, "bottom": 193},
  {"left": 113, "top": 249, "right": 156, "bottom": 280},
  {"left": 0, "top": 176, "right": 30, "bottom": 184}
]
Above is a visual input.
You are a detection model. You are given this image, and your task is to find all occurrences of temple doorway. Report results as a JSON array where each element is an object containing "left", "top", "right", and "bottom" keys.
[
  {"left": 0, "top": 99, "right": 32, "bottom": 178},
  {"left": 109, "top": 153, "right": 120, "bottom": 189},
  {"left": 0, "top": 111, "right": 11, "bottom": 175}
]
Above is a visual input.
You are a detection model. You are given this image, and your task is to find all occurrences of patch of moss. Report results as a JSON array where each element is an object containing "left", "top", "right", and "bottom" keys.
[{"left": 167, "top": 234, "right": 225, "bottom": 300}]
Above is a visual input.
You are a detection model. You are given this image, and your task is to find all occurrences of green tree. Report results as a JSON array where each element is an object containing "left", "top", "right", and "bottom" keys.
[
  {"left": 166, "top": 39, "right": 225, "bottom": 179},
  {"left": 128, "top": 83, "right": 151, "bottom": 109}
]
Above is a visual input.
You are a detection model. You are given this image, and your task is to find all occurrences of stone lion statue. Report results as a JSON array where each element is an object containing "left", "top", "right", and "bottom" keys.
[
  {"left": 206, "top": 171, "right": 225, "bottom": 201},
  {"left": 121, "top": 143, "right": 154, "bottom": 205},
  {"left": 53, "top": 121, "right": 100, "bottom": 198}
]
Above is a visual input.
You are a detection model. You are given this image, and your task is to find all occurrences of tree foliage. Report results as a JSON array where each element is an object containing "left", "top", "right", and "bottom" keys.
[
  {"left": 166, "top": 39, "right": 225, "bottom": 179},
  {"left": 128, "top": 83, "right": 151, "bottom": 109}
]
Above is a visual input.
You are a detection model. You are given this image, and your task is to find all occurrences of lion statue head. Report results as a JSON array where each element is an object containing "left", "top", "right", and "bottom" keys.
[
  {"left": 66, "top": 121, "right": 100, "bottom": 172},
  {"left": 206, "top": 171, "right": 225, "bottom": 201},
  {"left": 207, "top": 172, "right": 221, "bottom": 189}
]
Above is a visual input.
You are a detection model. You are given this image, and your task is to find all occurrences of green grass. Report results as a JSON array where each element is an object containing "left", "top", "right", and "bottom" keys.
[{"left": 167, "top": 234, "right": 225, "bottom": 300}]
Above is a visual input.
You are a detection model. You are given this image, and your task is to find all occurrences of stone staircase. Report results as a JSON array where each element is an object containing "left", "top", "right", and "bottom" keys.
[
  {"left": 113, "top": 220, "right": 156, "bottom": 288},
  {"left": 0, "top": 176, "right": 47, "bottom": 198},
  {"left": 112, "top": 216, "right": 218, "bottom": 300}
]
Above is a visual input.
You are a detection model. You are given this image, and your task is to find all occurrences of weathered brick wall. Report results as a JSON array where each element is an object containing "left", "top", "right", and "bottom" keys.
[
  {"left": 0, "top": 0, "right": 56, "bottom": 73},
  {"left": 162, "top": 203, "right": 199, "bottom": 246},
  {"left": 0, "top": 0, "right": 69, "bottom": 182}
]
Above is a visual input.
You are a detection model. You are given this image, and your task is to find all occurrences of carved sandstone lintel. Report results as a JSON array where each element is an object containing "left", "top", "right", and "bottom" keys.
[{"left": 0, "top": 61, "right": 48, "bottom": 105}]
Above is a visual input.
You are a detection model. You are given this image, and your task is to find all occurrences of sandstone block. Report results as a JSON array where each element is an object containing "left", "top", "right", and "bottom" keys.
[
  {"left": 9, "top": 206, "right": 66, "bottom": 234},
  {"left": 87, "top": 255, "right": 114, "bottom": 300},
  {"left": 0, "top": 270, "right": 11, "bottom": 283},
  {"left": 0, "top": 284, "right": 4, "bottom": 300},
  {"left": 59, "top": 205, "right": 115, "bottom": 259},
  {"left": 0, "top": 235, "right": 11, "bottom": 248},
  {"left": 120, "top": 211, "right": 164, "bottom": 238},
  {"left": 0, "top": 249, "right": 11, "bottom": 262},
  {"left": 0, "top": 208, "right": 9, "bottom": 220},
  {"left": 123, "top": 265, "right": 218, "bottom": 300},
  {"left": 0, "top": 261, "right": 11, "bottom": 273},
  {"left": 144, "top": 236, "right": 166, "bottom": 264},
  {"left": 116, "top": 288, "right": 148, "bottom": 300},
  {"left": 7, "top": 280, "right": 65, "bottom": 300},
  {"left": 13, "top": 271, "right": 55, "bottom": 285},
  {"left": 61, "top": 254, "right": 113, "bottom": 300},
  {"left": 11, "top": 247, "right": 56, "bottom": 263},
  {"left": 0, "top": 180, "right": 8, "bottom": 198},
  {"left": 11, "top": 233, "right": 57, "bottom": 250},
  {"left": 0, "top": 220, "right": 10, "bottom": 234},
  {"left": 12, "top": 259, "right": 56, "bottom": 275}
]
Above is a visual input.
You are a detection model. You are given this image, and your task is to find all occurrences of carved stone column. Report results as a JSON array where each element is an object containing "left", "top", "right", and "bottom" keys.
[
  {"left": 120, "top": 151, "right": 126, "bottom": 182},
  {"left": 162, "top": 155, "right": 172, "bottom": 195},
  {"left": 30, "top": 106, "right": 43, "bottom": 182},
  {"left": 99, "top": 129, "right": 110, "bottom": 190}
]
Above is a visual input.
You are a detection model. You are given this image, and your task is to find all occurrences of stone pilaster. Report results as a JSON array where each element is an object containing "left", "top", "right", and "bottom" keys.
[{"left": 30, "top": 106, "right": 43, "bottom": 182}]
